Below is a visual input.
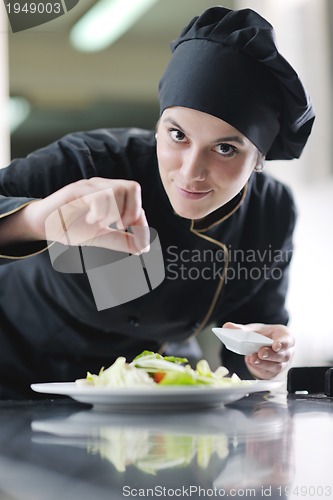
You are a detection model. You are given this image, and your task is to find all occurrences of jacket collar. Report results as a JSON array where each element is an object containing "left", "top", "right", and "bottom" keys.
[{"left": 191, "top": 184, "right": 248, "bottom": 232}]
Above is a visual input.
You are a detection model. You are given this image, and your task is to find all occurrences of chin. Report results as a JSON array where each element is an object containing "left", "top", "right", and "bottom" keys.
[{"left": 171, "top": 202, "right": 211, "bottom": 220}]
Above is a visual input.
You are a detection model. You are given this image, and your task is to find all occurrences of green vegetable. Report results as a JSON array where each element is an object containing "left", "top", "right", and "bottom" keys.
[{"left": 133, "top": 350, "right": 188, "bottom": 365}]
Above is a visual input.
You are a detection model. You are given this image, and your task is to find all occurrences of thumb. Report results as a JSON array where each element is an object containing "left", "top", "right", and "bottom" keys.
[{"left": 222, "top": 322, "right": 246, "bottom": 330}]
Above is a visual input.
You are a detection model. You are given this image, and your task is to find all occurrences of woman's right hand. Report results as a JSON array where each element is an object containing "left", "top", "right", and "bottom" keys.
[{"left": 21, "top": 177, "right": 150, "bottom": 254}]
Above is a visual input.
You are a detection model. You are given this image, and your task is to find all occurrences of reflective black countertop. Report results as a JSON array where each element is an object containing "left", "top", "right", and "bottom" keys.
[{"left": 0, "top": 391, "right": 332, "bottom": 500}]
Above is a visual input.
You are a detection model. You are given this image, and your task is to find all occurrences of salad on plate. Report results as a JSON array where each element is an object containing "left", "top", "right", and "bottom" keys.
[{"left": 76, "top": 351, "right": 250, "bottom": 389}]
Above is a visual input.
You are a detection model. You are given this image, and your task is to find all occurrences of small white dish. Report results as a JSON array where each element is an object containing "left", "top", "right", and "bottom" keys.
[{"left": 212, "top": 328, "right": 274, "bottom": 355}]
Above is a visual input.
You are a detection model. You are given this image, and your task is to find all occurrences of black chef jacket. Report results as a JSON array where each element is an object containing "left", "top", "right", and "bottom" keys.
[{"left": 0, "top": 128, "right": 296, "bottom": 398}]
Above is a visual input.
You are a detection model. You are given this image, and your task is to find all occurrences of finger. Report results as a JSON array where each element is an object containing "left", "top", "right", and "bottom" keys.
[
  {"left": 271, "top": 332, "right": 295, "bottom": 352},
  {"left": 242, "top": 323, "right": 270, "bottom": 335},
  {"left": 246, "top": 341, "right": 294, "bottom": 370},
  {"left": 256, "top": 345, "right": 294, "bottom": 363},
  {"left": 85, "top": 188, "right": 122, "bottom": 227},
  {"left": 78, "top": 184, "right": 133, "bottom": 228},
  {"left": 82, "top": 226, "right": 141, "bottom": 254},
  {"left": 245, "top": 355, "right": 286, "bottom": 379},
  {"left": 85, "top": 194, "right": 110, "bottom": 225},
  {"left": 129, "top": 210, "right": 150, "bottom": 253},
  {"left": 118, "top": 182, "right": 143, "bottom": 228},
  {"left": 222, "top": 322, "right": 246, "bottom": 330},
  {"left": 223, "top": 322, "right": 268, "bottom": 334}
]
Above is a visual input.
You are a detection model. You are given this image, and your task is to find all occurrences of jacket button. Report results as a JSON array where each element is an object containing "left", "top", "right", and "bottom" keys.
[{"left": 128, "top": 316, "right": 140, "bottom": 327}]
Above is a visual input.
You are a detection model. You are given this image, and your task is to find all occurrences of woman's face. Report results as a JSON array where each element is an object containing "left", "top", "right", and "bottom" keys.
[{"left": 156, "top": 107, "right": 260, "bottom": 220}]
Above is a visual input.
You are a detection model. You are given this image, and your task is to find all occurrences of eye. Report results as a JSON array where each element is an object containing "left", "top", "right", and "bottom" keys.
[
  {"left": 169, "top": 128, "right": 187, "bottom": 143},
  {"left": 214, "top": 143, "right": 237, "bottom": 157}
]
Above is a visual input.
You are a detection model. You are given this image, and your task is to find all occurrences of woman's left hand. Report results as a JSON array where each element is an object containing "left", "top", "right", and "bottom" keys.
[{"left": 223, "top": 322, "right": 295, "bottom": 379}]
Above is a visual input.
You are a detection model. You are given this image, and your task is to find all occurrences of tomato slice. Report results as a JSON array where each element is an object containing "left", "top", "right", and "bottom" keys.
[{"left": 153, "top": 372, "right": 166, "bottom": 383}]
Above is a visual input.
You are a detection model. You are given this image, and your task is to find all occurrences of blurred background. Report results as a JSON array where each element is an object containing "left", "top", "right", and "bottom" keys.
[{"left": 0, "top": 0, "right": 332, "bottom": 368}]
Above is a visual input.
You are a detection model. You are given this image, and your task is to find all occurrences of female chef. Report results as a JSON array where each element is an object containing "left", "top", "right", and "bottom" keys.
[{"left": 0, "top": 6, "right": 314, "bottom": 398}]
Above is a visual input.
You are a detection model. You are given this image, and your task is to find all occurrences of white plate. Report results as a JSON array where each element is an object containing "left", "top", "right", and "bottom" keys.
[
  {"left": 212, "top": 328, "right": 274, "bottom": 355},
  {"left": 30, "top": 380, "right": 281, "bottom": 411}
]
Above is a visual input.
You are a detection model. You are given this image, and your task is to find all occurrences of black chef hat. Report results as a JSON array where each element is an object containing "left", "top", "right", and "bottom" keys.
[{"left": 158, "top": 6, "right": 315, "bottom": 160}]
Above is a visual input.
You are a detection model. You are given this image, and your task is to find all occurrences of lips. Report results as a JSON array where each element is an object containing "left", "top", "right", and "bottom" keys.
[{"left": 175, "top": 185, "right": 212, "bottom": 200}]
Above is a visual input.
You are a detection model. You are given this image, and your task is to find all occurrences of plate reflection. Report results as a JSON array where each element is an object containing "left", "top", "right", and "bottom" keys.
[{"left": 31, "top": 397, "right": 294, "bottom": 497}]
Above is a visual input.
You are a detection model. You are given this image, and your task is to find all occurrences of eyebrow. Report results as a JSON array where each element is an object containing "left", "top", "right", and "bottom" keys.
[{"left": 162, "top": 117, "right": 246, "bottom": 146}]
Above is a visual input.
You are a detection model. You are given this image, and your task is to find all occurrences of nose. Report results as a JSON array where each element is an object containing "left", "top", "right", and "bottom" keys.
[{"left": 179, "top": 148, "right": 207, "bottom": 182}]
